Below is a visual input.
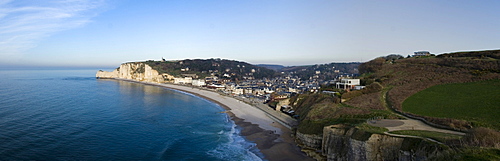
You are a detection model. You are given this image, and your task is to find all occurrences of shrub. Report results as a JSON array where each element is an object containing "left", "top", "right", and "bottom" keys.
[
  {"left": 463, "top": 127, "right": 500, "bottom": 148},
  {"left": 362, "top": 82, "right": 383, "bottom": 94},
  {"left": 341, "top": 90, "right": 363, "bottom": 100}
]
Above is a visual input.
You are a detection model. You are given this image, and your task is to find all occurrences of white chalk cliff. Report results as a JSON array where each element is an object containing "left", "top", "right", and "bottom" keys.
[{"left": 96, "top": 62, "right": 174, "bottom": 83}]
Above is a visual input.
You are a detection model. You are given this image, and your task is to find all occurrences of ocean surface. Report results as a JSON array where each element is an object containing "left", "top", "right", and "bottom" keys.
[{"left": 0, "top": 69, "right": 262, "bottom": 160}]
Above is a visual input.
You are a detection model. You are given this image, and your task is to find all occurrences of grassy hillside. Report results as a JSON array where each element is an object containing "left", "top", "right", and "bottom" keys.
[
  {"left": 288, "top": 50, "right": 499, "bottom": 160},
  {"left": 290, "top": 93, "right": 399, "bottom": 135},
  {"left": 403, "top": 79, "right": 500, "bottom": 130},
  {"left": 355, "top": 50, "right": 500, "bottom": 130}
]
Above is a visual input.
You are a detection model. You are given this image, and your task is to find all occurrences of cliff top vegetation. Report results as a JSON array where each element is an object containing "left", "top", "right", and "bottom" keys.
[
  {"left": 143, "top": 58, "right": 276, "bottom": 80},
  {"left": 356, "top": 49, "right": 500, "bottom": 131}
]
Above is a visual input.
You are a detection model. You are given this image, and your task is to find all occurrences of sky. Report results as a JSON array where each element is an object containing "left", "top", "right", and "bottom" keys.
[{"left": 0, "top": 0, "right": 499, "bottom": 68}]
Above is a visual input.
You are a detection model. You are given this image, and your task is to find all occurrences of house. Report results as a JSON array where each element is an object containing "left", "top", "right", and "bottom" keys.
[
  {"left": 233, "top": 88, "right": 244, "bottom": 95},
  {"left": 191, "top": 79, "right": 206, "bottom": 86},
  {"left": 254, "top": 88, "right": 268, "bottom": 96},
  {"left": 207, "top": 84, "right": 225, "bottom": 89},
  {"left": 288, "top": 87, "right": 298, "bottom": 93},
  {"left": 413, "top": 51, "right": 431, "bottom": 57},
  {"left": 244, "top": 88, "right": 253, "bottom": 95},
  {"left": 336, "top": 78, "right": 360, "bottom": 90},
  {"left": 181, "top": 74, "right": 198, "bottom": 79},
  {"left": 174, "top": 77, "right": 193, "bottom": 84}
]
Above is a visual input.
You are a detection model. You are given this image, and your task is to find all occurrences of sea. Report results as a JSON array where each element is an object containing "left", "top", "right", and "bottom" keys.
[{"left": 0, "top": 69, "right": 263, "bottom": 161}]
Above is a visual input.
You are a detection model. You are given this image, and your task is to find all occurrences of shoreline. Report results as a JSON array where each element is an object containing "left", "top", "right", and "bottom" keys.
[{"left": 110, "top": 78, "right": 313, "bottom": 161}]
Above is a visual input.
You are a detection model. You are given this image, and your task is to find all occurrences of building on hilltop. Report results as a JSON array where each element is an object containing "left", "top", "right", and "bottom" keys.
[
  {"left": 336, "top": 78, "right": 360, "bottom": 90},
  {"left": 413, "top": 51, "right": 431, "bottom": 57}
]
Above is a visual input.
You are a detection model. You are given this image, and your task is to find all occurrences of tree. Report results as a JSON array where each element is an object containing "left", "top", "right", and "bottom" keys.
[{"left": 384, "top": 54, "right": 404, "bottom": 60}]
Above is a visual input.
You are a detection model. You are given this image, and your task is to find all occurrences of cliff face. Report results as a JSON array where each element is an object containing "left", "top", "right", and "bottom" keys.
[
  {"left": 322, "top": 125, "right": 403, "bottom": 161},
  {"left": 296, "top": 132, "right": 323, "bottom": 149},
  {"left": 96, "top": 62, "right": 174, "bottom": 83},
  {"left": 296, "top": 125, "right": 447, "bottom": 161}
]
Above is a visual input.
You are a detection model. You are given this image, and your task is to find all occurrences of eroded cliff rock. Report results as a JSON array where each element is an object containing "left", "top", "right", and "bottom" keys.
[
  {"left": 296, "top": 132, "right": 323, "bottom": 150},
  {"left": 295, "top": 124, "right": 449, "bottom": 161},
  {"left": 321, "top": 125, "right": 446, "bottom": 161},
  {"left": 96, "top": 62, "right": 174, "bottom": 83}
]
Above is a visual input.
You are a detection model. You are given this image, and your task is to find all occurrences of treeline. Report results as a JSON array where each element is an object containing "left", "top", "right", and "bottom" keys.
[
  {"left": 437, "top": 49, "right": 500, "bottom": 59},
  {"left": 144, "top": 59, "right": 276, "bottom": 80}
]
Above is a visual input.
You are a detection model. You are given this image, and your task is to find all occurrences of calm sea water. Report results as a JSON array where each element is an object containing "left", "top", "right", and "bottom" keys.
[{"left": 0, "top": 69, "right": 262, "bottom": 161}]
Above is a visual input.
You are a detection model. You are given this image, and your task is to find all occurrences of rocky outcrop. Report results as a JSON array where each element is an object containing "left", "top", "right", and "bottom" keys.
[
  {"left": 296, "top": 132, "right": 323, "bottom": 150},
  {"left": 295, "top": 125, "right": 449, "bottom": 161},
  {"left": 320, "top": 125, "right": 446, "bottom": 161},
  {"left": 96, "top": 69, "right": 119, "bottom": 78},
  {"left": 96, "top": 62, "right": 174, "bottom": 83}
]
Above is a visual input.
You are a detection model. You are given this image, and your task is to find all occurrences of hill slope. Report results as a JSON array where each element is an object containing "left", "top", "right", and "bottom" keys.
[
  {"left": 144, "top": 59, "right": 276, "bottom": 80},
  {"left": 354, "top": 50, "right": 500, "bottom": 130}
]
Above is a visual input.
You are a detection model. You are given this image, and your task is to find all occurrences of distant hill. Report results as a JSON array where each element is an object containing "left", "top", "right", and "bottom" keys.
[
  {"left": 256, "top": 64, "right": 285, "bottom": 71},
  {"left": 144, "top": 59, "right": 362, "bottom": 81},
  {"left": 144, "top": 58, "right": 276, "bottom": 80},
  {"left": 280, "top": 62, "right": 361, "bottom": 80}
]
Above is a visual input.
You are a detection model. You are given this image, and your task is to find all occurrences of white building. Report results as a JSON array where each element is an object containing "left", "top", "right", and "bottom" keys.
[
  {"left": 336, "top": 79, "right": 360, "bottom": 90},
  {"left": 413, "top": 51, "right": 431, "bottom": 57},
  {"left": 288, "top": 87, "right": 298, "bottom": 93},
  {"left": 191, "top": 79, "right": 206, "bottom": 86},
  {"left": 174, "top": 77, "right": 193, "bottom": 84},
  {"left": 233, "top": 88, "right": 244, "bottom": 95}
]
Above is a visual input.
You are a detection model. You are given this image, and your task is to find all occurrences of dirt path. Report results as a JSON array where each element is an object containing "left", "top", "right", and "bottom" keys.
[{"left": 368, "top": 119, "right": 466, "bottom": 135}]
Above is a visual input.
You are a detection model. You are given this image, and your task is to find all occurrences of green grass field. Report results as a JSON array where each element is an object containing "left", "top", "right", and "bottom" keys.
[{"left": 402, "top": 79, "right": 500, "bottom": 129}]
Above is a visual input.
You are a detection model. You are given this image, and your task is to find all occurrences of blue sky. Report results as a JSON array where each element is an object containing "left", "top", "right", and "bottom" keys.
[{"left": 1, "top": 0, "right": 499, "bottom": 68}]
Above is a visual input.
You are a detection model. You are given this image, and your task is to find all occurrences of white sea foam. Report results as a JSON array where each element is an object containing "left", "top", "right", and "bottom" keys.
[
  {"left": 207, "top": 121, "right": 264, "bottom": 161},
  {"left": 156, "top": 84, "right": 266, "bottom": 160}
]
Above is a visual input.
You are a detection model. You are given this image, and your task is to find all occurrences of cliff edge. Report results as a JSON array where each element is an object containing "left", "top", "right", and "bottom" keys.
[{"left": 96, "top": 62, "right": 174, "bottom": 83}]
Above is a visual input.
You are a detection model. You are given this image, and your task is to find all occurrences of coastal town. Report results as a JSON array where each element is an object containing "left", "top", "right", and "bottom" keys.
[{"left": 168, "top": 62, "right": 363, "bottom": 118}]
